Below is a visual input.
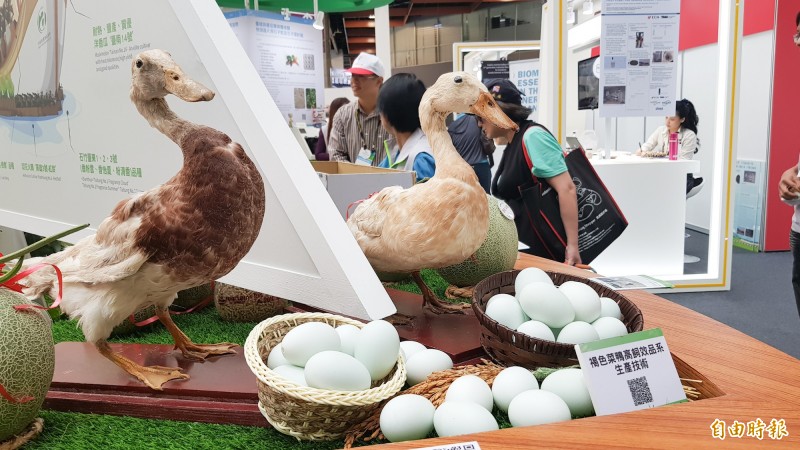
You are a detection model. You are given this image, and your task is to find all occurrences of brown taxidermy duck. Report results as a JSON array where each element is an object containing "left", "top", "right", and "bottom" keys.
[
  {"left": 347, "top": 72, "right": 517, "bottom": 317},
  {"left": 21, "top": 49, "right": 266, "bottom": 389}
]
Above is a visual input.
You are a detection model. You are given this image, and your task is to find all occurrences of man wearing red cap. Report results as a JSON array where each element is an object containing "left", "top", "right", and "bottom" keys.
[{"left": 329, "top": 53, "right": 391, "bottom": 166}]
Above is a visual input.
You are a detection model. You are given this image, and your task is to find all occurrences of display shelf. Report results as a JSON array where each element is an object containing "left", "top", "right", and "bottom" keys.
[
  {"left": 368, "top": 254, "right": 800, "bottom": 448},
  {"left": 41, "top": 254, "right": 800, "bottom": 447},
  {"left": 45, "top": 343, "right": 264, "bottom": 427}
]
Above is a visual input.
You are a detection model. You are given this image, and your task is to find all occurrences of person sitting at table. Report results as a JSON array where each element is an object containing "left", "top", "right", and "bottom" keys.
[
  {"left": 636, "top": 98, "right": 702, "bottom": 193},
  {"left": 376, "top": 73, "right": 435, "bottom": 182}
]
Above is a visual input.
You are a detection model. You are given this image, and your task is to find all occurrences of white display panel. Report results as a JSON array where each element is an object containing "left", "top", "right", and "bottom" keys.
[
  {"left": 0, "top": 0, "right": 395, "bottom": 320},
  {"left": 225, "top": 9, "right": 324, "bottom": 125}
]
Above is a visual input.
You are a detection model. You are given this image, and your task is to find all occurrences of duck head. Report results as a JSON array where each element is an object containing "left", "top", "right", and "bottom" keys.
[
  {"left": 130, "top": 49, "right": 215, "bottom": 102},
  {"left": 422, "top": 72, "right": 518, "bottom": 132}
]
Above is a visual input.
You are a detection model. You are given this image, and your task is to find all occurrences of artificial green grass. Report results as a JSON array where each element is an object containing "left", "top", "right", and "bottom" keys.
[
  {"left": 383, "top": 269, "right": 470, "bottom": 304},
  {"left": 30, "top": 410, "right": 343, "bottom": 450},
  {"left": 27, "top": 270, "right": 470, "bottom": 449},
  {"left": 51, "top": 305, "right": 256, "bottom": 345}
]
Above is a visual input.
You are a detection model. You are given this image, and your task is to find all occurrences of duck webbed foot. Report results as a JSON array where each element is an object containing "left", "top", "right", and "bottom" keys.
[
  {"left": 412, "top": 272, "right": 470, "bottom": 315},
  {"left": 383, "top": 312, "right": 415, "bottom": 327},
  {"left": 156, "top": 308, "right": 237, "bottom": 361},
  {"left": 96, "top": 340, "right": 189, "bottom": 390}
]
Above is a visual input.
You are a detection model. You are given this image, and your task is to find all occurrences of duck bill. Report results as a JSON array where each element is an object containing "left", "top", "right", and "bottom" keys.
[
  {"left": 164, "top": 70, "right": 215, "bottom": 102},
  {"left": 470, "top": 92, "right": 519, "bottom": 131}
]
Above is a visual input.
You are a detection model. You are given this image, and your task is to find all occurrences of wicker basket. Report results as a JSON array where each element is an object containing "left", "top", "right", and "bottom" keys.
[
  {"left": 244, "top": 312, "right": 407, "bottom": 440},
  {"left": 472, "top": 270, "right": 644, "bottom": 369}
]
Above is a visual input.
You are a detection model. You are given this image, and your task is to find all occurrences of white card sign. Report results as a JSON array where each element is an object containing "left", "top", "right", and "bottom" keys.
[{"left": 574, "top": 328, "right": 686, "bottom": 416}]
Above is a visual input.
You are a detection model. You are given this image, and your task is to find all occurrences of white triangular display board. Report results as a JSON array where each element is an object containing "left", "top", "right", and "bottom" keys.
[{"left": 0, "top": 0, "right": 395, "bottom": 320}]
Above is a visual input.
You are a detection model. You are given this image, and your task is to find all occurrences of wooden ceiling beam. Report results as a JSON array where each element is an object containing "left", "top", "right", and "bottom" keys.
[
  {"left": 345, "top": 19, "right": 404, "bottom": 28},
  {"left": 404, "top": 3, "right": 413, "bottom": 25},
  {"left": 344, "top": 19, "right": 376, "bottom": 27},
  {"left": 402, "top": 6, "right": 474, "bottom": 16}
]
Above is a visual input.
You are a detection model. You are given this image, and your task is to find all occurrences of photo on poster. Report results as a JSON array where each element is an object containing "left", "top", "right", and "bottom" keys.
[
  {"left": 294, "top": 88, "right": 305, "bottom": 108},
  {"left": 604, "top": 56, "right": 626, "bottom": 70},
  {"left": 303, "top": 53, "right": 315, "bottom": 70},
  {"left": 603, "top": 86, "right": 626, "bottom": 105},
  {"left": 652, "top": 50, "right": 663, "bottom": 63},
  {"left": 635, "top": 31, "right": 645, "bottom": 48},
  {"left": 637, "top": 58, "right": 650, "bottom": 66},
  {"left": 663, "top": 51, "right": 674, "bottom": 63},
  {"left": 305, "top": 88, "right": 316, "bottom": 109}
]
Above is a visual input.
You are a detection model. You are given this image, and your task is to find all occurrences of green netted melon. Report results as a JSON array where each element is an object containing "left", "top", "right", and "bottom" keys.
[
  {"left": 0, "top": 289, "right": 54, "bottom": 442},
  {"left": 110, "top": 305, "right": 159, "bottom": 337},
  {"left": 214, "top": 283, "right": 288, "bottom": 323},
  {"left": 111, "top": 283, "right": 214, "bottom": 336},
  {"left": 172, "top": 283, "right": 215, "bottom": 311},
  {"left": 437, "top": 196, "right": 519, "bottom": 287}
]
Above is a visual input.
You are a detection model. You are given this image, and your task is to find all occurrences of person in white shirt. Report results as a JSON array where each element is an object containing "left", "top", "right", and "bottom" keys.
[
  {"left": 636, "top": 99, "right": 701, "bottom": 193},
  {"left": 778, "top": 11, "right": 800, "bottom": 319}
]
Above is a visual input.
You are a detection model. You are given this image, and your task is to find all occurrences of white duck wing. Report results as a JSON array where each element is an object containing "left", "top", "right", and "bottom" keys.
[
  {"left": 347, "top": 185, "right": 408, "bottom": 239},
  {"left": 46, "top": 192, "right": 155, "bottom": 285}
]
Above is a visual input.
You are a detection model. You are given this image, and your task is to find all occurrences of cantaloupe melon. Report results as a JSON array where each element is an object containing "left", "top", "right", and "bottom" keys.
[
  {"left": 214, "top": 282, "right": 287, "bottom": 322},
  {"left": 0, "top": 289, "right": 54, "bottom": 442},
  {"left": 172, "top": 283, "right": 215, "bottom": 311},
  {"left": 437, "top": 196, "right": 518, "bottom": 287},
  {"left": 375, "top": 271, "right": 411, "bottom": 283}
]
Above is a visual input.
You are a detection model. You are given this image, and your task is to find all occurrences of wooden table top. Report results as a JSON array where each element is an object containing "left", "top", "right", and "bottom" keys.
[{"left": 371, "top": 254, "right": 800, "bottom": 449}]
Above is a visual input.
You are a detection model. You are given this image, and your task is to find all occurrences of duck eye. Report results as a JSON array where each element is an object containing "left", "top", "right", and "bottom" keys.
[
  {"left": 454, "top": 76, "right": 463, "bottom": 84},
  {"left": 135, "top": 59, "right": 143, "bottom": 69}
]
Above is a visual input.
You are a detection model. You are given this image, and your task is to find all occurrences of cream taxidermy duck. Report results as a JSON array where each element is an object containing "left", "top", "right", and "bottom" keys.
[
  {"left": 21, "top": 49, "right": 266, "bottom": 389},
  {"left": 347, "top": 72, "right": 517, "bottom": 316}
]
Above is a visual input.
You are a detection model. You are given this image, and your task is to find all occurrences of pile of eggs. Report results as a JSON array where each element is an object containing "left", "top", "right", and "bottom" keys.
[
  {"left": 485, "top": 268, "right": 629, "bottom": 345},
  {"left": 266, "top": 320, "right": 401, "bottom": 390},
  {"left": 379, "top": 365, "right": 593, "bottom": 442}
]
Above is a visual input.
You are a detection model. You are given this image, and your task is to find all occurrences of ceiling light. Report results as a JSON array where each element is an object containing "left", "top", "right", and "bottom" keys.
[
  {"left": 566, "top": 6, "right": 575, "bottom": 24},
  {"left": 313, "top": 11, "right": 325, "bottom": 30},
  {"left": 312, "top": 0, "right": 324, "bottom": 30}
]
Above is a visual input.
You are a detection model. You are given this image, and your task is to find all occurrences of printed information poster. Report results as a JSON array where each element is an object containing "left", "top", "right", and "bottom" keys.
[
  {"left": 733, "top": 159, "right": 765, "bottom": 252},
  {"left": 508, "top": 59, "right": 539, "bottom": 121},
  {"left": 0, "top": 0, "right": 313, "bottom": 274},
  {"left": 225, "top": 9, "right": 324, "bottom": 124},
  {"left": 599, "top": 0, "right": 680, "bottom": 117}
]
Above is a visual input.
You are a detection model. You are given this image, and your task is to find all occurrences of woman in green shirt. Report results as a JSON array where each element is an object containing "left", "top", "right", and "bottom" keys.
[{"left": 480, "top": 79, "right": 581, "bottom": 266}]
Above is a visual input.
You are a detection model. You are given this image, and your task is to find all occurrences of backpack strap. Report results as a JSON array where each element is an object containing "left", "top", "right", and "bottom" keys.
[
  {"left": 521, "top": 135, "right": 537, "bottom": 182},
  {"left": 522, "top": 125, "right": 568, "bottom": 183}
]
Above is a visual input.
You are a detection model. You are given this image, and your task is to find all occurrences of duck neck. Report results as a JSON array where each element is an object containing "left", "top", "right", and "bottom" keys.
[
  {"left": 419, "top": 103, "right": 472, "bottom": 179},
  {"left": 132, "top": 93, "right": 197, "bottom": 153}
]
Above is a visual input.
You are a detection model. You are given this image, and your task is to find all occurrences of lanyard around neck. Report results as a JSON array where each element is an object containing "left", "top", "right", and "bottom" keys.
[{"left": 355, "top": 107, "right": 371, "bottom": 151}]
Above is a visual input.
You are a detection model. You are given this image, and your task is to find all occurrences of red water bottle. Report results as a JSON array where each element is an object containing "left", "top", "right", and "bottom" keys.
[{"left": 668, "top": 132, "right": 678, "bottom": 160}]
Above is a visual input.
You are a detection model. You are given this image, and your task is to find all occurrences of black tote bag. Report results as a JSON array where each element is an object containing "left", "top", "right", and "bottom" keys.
[{"left": 519, "top": 144, "right": 628, "bottom": 264}]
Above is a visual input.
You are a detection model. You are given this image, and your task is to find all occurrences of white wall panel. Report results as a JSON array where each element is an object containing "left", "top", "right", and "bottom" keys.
[{"left": 736, "top": 31, "right": 774, "bottom": 161}]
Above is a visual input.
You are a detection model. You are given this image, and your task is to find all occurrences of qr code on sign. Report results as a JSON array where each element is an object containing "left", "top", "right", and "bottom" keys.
[
  {"left": 628, "top": 376, "right": 653, "bottom": 406},
  {"left": 303, "top": 54, "right": 315, "bottom": 70}
]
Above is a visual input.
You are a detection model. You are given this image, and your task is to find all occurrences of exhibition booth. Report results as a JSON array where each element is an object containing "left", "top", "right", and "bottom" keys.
[{"left": 0, "top": 0, "right": 798, "bottom": 449}]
